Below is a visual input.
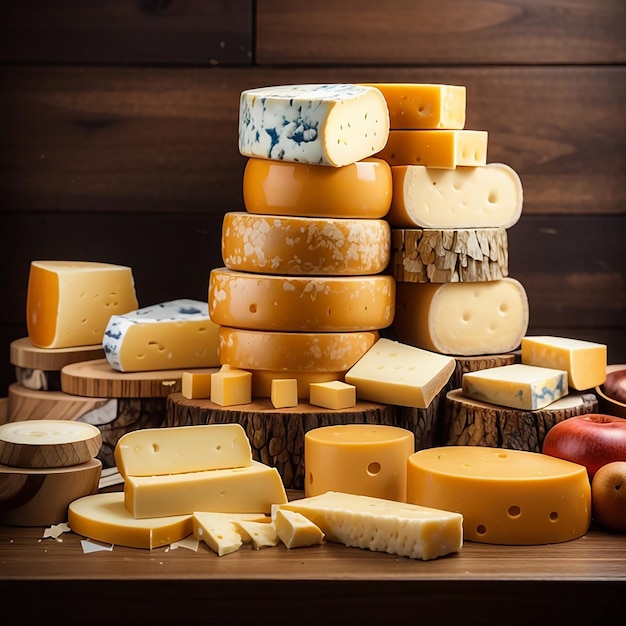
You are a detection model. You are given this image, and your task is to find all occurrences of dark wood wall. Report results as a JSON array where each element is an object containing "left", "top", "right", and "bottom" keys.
[{"left": 1, "top": 0, "right": 625, "bottom": 397}]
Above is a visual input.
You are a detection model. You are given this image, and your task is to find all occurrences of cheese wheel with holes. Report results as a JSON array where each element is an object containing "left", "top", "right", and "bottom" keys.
[
  {"left": 243, "top": 157, "right": 392, "bottom": 218},
  {"left": 407, "top": 446, "right": 591, "bottom": 545},
  {"left": 221, "top": 212, "right": 390, "bottom": 275},
  {"left": 209, "top": 268, "right": 395, "bottom": 332}
]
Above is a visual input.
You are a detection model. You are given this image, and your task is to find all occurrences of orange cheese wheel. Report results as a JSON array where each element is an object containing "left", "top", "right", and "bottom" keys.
[
  {"left": 242, "top": 157, "right": 392, "bottom": 218},
  {"left": 221, "top": 212, "right": 390, "bottom": 275},
  {"left": 218, "top": 327, "right": 379, "bottom": 372},
  {"left": 209, "top": 268, "right": 395, "bottom": 332}
]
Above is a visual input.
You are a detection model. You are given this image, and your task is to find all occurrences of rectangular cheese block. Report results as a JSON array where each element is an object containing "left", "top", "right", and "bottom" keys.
[
  {"left": 277, "top": 491, "right": 463, "bottom": 560},
  {"left": 274, "top": 508, "right": 325, "bottom": 549},
  {"left": 114, "top": 423, "right": 253, "bottom": 478},
  {"left": 27, "top": 260, "right": 138, "bottom": 349},
  {"left": 210, "top": 365, "right": 252, "bottom": 407},
  {"left": 103, "top": 299, "right": 220, "bottom": 372},
  {"left": 521, "top": 335, "right": 607, "bottom": 391},
  {"left": 376, "top": 129, "right": 488, "bottom": 168},
  {"left": 309, "top": 380, "right": 356, "bottom": 409},
  {"left": 270, "top": 378, "right": 299, "bottom": 409},
  {"left": 238, "top": 84, "right": 390, "bottom": 167},
  {"left": 345, "top": 338, "right": 455, "bottom": 409},
  {"left": 462, "top": 363, "right": 569, "bottom": 410},
  {"left": 182, "top": 369, "right": 215, "bottom": 399},
  {"left": 124, "top": 460, "right": 288, "bottom": 518}
]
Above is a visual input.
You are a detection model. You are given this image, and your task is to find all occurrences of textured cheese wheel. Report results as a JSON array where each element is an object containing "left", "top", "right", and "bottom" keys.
[
  {"left": 218, "top": 327, "right": 379, "bottom": 372},
  {"left": 304, "top": 424, "right": 414, "bottom": 500},
  {"left": 221, "top": 212, "right": 391, "bottom": 275},
  {"left": 243, "top": 157, "right": 392, "bottom": 218},
  {"left": 388, "top": 164, "right": 523, "bottom": 229},
  {"left": 393, "top": 278, "right": 529, "bottom": 356},
  {"left": 238, "top": 84, "right": 390, "bottom": 167},
  {"left": 407, "top": 446, "right": 591, "bottom": 545},
  {"left": 209, "top": 268, "right": 395, "bottom": 332}
]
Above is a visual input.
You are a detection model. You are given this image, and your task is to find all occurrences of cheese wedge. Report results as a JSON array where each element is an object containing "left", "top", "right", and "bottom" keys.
[
  {"left": 192, "top": 512, "right": 270, "bottom": 556},
  {"left": 274, "top": 509, "right": 325, "bottom": 549},
  {"left": 234, "top": 520, "right": 280, "bottom": 549}
]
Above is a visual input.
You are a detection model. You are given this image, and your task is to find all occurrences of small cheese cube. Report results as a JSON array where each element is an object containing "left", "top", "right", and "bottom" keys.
[
  {"left": 274, "top": 509, "right": 325, "bottom": 549},
  {"left": 271, "top": 378, "right": 299, "bottom": 409},
  {"left": 181, "top": 370, "right": 215, "bottom": 399},
  {"left": 309, "top": 380, "right": 356, "bottom": 409},
  {"left": 211, "top": 365, "right": 252, "bottom": 407}
]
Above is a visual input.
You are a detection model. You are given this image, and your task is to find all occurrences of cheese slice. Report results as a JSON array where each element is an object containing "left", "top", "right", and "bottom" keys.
[
  {"left": 242, "top": 157, "right": 392, "bottom": 219},
  {"left": 68, "top": 491, "right": 193, "bottom": 549},
  {"left": 26, "top": 260, "right": 138, "bottom": 349},
  {"left": 344, "top": 338, "right": 455, "bottom": 408},
  {"left": 462, "top": 363, "right": 569, "bottom": 410},
  {"left": 521, "top": 335, "right": 607, "bottom": 391},
  {"left": 376, "top": 130, "right": 488, "bottom": 168},
  {"left": 124, "top": 460, "right": 288, "bottom": 518},
  {"left": 277, "top": 491, "right": 463, "bottom": 560},
  {"left": 393, "top": 278, "right": 529, "bottom": 356},
  {"left": 238, "top": 84, "right": 390, "bottom": 167},
  {"left": 361, "top": 83, "right": 466, "bottom": 129},
  {"left": 388, "top": 164, "right": 523, "bottom": 229},
  {"left": 209, "top": 268, "right": 395, "bottom": 332},
  {"left": 407, "top": 446, "right": 591, "bottom": 545},
  {"left": 103, "top": 299, "right": 220, "bottom": 372},
  {"left": 114, "top": 423, "right": 253, "bottom": 478},
  {"left": 192, "top": 511, "right": 269, "bottom": 556},
  {"left": 274, "top": 508, "right": 325, "bottom": 549},
  {"left": 221, "top": 212, "right": 390, "bottom": 275}
]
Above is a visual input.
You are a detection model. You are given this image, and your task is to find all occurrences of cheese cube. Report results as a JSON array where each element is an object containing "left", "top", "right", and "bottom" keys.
[
  {"left": 309, "top": 380, "right": 356, "bottom": 410},
  {"left": 182, "top": 370, "right": 215, "bottom": 399},
  {"left": 270, "top": 378, "right": 299, "bottom": 409},
  {"left": 274, "top": 509, "right": 325, "bottom": 549},
  {"left": 210, "top": 365, "right": 252, "bottom": 407}
]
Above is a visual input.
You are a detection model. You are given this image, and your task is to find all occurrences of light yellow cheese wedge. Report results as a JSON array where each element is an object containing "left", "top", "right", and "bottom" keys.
[
  {"left": 192, "top": 512, "right": 269, "bottom": 556},
  {"left": 233, "top": 520, "right": 279, "bottom": 549},
  {"left": 274, "top": 508, "right": 325, "bottom": 549}
]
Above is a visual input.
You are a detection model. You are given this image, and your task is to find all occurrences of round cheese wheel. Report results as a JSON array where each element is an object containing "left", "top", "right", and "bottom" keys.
[
  {"left": 209, "top": 268, "right": 395, "bottom": 332},
  {"left": 243, "top": 157, "right": 392, "bottom": 218},
  {"left": 221, "top": 212, "right": 390, "bottom": 275},
  {"left": 218, "top": 327, "right": 379, "bottom": 372}
]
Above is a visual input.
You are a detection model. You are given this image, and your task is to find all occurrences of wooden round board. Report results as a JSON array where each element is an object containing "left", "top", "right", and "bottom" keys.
[{"left": 10, "top": 337, "right": 104, "bottom": 371}]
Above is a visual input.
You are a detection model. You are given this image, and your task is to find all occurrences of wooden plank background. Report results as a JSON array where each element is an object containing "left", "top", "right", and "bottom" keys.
[{"left": 0, "top": 0, "right": 624, "bottom": 397}]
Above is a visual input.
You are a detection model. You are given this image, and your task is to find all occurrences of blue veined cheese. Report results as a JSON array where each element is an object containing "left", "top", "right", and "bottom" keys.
[
  {"left": 238, "top": 84, "right": 390, "bottom": 167},
  {"left": 103, "top": 299, "right": 220, "bottom": 372}
]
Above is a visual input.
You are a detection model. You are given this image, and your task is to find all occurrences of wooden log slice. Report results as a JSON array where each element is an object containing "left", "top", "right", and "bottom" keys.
[
  {"left": 394, "top": 392, "right": 444, "bottom": 450},
  {"left": 442, "top": 388, "right": 599, "bottom": 452},
  {"left": 165, "top": 393, "right": 397, "bottom": 490}
]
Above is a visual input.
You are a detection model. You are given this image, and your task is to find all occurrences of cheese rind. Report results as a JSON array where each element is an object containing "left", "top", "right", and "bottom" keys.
[
  {"left": 238, "top": 84, "right": 390, "bottom": 167},
  {"left": 103, "top": 299, "right": 220, "bottom": 372},
  {"left": 388, "top": 164, "right": 523, "bottom": 229},
  {"left": 277, "top": 491, "right": 463, "bottom": 560},
  {"left": 274, "top": 509, "right": 325, "bottom": 548},
  {"left": 406, "top": 446, "right": 591, "bottom": 545},
  {"left": 26, "top": 260, "right": 138, "bottom": 349}
]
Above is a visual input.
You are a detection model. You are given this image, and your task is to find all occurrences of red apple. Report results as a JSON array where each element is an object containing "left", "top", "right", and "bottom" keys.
[{"left": 542, "top": 413, "right": 626, "bottom": 479}]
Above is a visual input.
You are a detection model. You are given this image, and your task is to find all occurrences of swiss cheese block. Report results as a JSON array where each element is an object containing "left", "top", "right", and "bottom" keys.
[
  {"left": 406, "top": 446, "right": 591, "bottom": 545},
  {"left": 462, "top": 363, "right": 569, "bottom": 410},
  {"left": 124, "top": 460, "right": 288, "bottom": 518},
  {"left": 274, "top": 508, "right": 325, "bottom": 548},
  {"left": 238, "top": 84, "right": 390, "bottom": 167},
  {"left": 393, "top": 278, "right": 529, "bottom": 356},
  {"left": 362, "top": 83, "right": 466, "bottom": 129},
  {"left": 521, "top": 335, "right": 607, "bottom": 391},
  {"left": 210, "top": 365, "right": 252, "bottom": 407},
  {"left": 304, "top": 424, "right": 414, "bottom": 500},
  {"left": 103, "top": 299, "right": 220, "bottom": 372},
  {"left": 209, "top": 268, "right": 395, "bottom": 332},
  {"left": 277, "top": 491, "right": 463, "bottom": 560},
  {"left": 376, "top": 130, "right": 488, "bottom": 168},
  {"left": 68, "top": 491, "right": 193, "bottom": 549},
  {"left": 387, "top": 164, "right": 523, "bottom": 229},
  {"left": 221, "top": 212, "right": 390, "bottom": 275},
  {"left": 344, "top": 338, "right": 455, "bottom": 408},
  {"left": 218, "top": 327, "right": 379, "bottom": 372},
  {"left": 309, "top": 380, "right": 356, "bottom": 410},
  {"left": 243, "top": 157, "right": 392, "bottom": 219},
  {"left": 26, "top": 260, "right": 138, "bottom": 349},
  {"left": 114, "top": 423, "right": 252, "bottom": 478}
]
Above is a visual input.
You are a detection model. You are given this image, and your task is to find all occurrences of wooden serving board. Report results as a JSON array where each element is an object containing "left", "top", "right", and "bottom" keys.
[{"left": 10, "top": 337, "right": 104, "bottom": 371}]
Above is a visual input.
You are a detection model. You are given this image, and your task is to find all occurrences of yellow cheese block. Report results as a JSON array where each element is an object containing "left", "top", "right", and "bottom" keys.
[
  {"left": 253, "top": 369, "right": 346, "bottom": 400},
  {"left": 393, "top": 278, "right": 529, "bottom": 356},
  {"left": 274, "top": 508, "right": 325, "bottom": 549},
  {"left": 68, "top": 491, "right": 193, "bottom": 549},
  {"left": 26, "top": 260, "right": 138, "bottom": 349},
  {"left": 209, "top": 268, "right": 395, "bottom": 332},
  {"left": 304, "top": 424, "right": 414, "bottom": 500},
  {"left": 277, "top": 491, "right": 463, "bottom": 560},
  {"left": 181, "top": 369, "right": 216, "bottom": 399},
  {"left": 462, "top": 363, "right": 569, "bottom": 410},
  {"left": 309, "top": 380, "right": 356, "bottom": 410},
  {"left": 521, "top": 335, "right": 607, "bottom": 391},
  {"left": 376, "top": 130, "right": 488, "bottom": 169},
  {"left": 218, "top": 327, "right": 379, "bottom": 372},
  {"left": 114, "top": 423, "right": 253, "bottom": 479},
  {"left": 406, "top": 446, "right": 591, "bottom": 544},
  {"left": 221, "top": 212, "right": 391, "bottom": 275},
  {"left": 270, "top": 378, "right": 299, "bottom": 408},
  {"left": 388, "top": 163, "right": 523, "bottom": 229},
  {"left": 210, "top": 365, "right": 252, "bottom": 407},
  {"left": 362, "top": 83, "right": 466, "bottom": 129},
  {"left": 124, "top": 460, "right": 288, "bottom": 518},
  {"left": 344, "top": 338, "right": 455, "bottom": 409}
]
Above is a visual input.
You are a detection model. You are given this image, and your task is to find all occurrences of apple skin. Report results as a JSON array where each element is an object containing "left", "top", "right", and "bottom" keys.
[
  {"left": 591, "top": 461, "right": 626, "bottom": 532},
  {"left": 542, "top": 413, "right": 626, "bottom": 479},
  {"left": 602, "top": 369, "right": 626, "bottom": 404}
]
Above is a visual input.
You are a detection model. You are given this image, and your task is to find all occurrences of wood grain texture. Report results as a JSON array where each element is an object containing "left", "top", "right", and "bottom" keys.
[{"left": 10, "top": 337, "right": 104, "bottom": 371}]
